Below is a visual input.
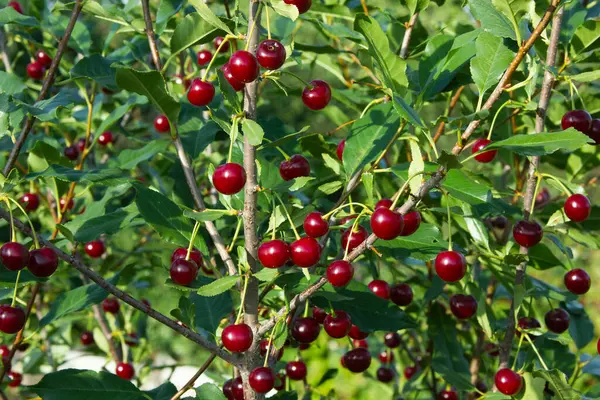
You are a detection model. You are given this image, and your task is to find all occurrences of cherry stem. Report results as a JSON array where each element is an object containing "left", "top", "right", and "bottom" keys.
[
  {"left": 444, "top": 191, "right": 453, "bottom": 251},
  {"left": 280, "top": 70, "right": 312, "bottom": 88},
  {"left": 227, "top": 116, "right": 238, "bottom": 163},
  {"left": 11, "top": 270, "right": 21, "bottom": 308},
  {"left": 322, "top": 202, "right": 370, "bottom": 220},
  {"left": 274, "top": 193, "right": 300, "bottom": 240},
  {"left": 235, "top": 275, "right": 249, "bottom": 324},
  {"left": 245, "top": 2, "right": 264, "bottom": 52},
  {"left": 5, "top": 197, "right": 39, "bottom": 248},
  {"left": 263, "top": 319, "right": 278, "bottom": 367},
  {"left": 511, "top": 332, "right": 525, "bottom": 370},
  {"left": 344, "top": 208, "right": 368, "bottom": 260},
  {"left": 271, "top": 197, "right": 277, "bottom": 241},
  {"left": 303, "top": 300, "right": 309, "bottom": 318},
  {"left": 262, "top": 138, "right": 290, "bottom": 159},
  {"left": 390, "top": 171, "right": 427, "bottom": 210},
  {"left": 202, "top": 34, "right": 235, "bottom": 82},
  {"left": 487, "top": 99, "right": 525, "bottom": 141},
  {"left": 265, "top": 5, "right": 271, "bottom": 40},
  {"left": 227, "top": 218, "right": 243, "bottom": 252},
  {"left": 540, "top": 173, "right": 572, "bottom": 197},
  {"left": 359, "top": 97, "right": 386, "bottom": 119},
  {"left": 186, "top": 221, "right": 202, "bottom": 261},
  {"left": 528, "top": 173, "right": 543, "bottom": 220},
  {"left": 2, "top": 198, "right": 15, "bottom": 242},
  {"left": 524, "top": 333, "right": 549, "bottom": 371}
]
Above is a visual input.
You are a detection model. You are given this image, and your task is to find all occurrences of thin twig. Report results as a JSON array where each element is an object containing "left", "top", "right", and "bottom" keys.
[
  {"left": 170, "top": 352, "right": 218, "bottom": 400},
  {"left": 432, "top": 86, "right": 464, "bottom": 144},
  {"left": 0, "top": 29, "right": 12, "bottom": 73},
  {"left": 399, "top": 13, "right": 419, "bottom": 59},
  {"left": 141, "top": 0, "right": 162, "bottom": 71}
]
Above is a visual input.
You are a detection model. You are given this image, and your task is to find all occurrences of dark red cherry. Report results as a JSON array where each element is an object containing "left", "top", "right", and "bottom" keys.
[
  {"left": 171, "top": 247, "right": 204, "bottom": 269},
  {"left": 76, "top": 138, "right": 86, "bottom": 153},
  {"left": 564, "top": 194, "right": 591, "bottom": 222},
  {"left": 223, "top": 379, "right": 234, "bottom": 400},
  {"left": 8, "top": 1, "right": 23, "bottom": 13},
  {"left": 587, "top": 119, "right": 600, "bottom": 145},
  {"left": 343, "top": 347, "right": 371, "bottom": 373},
  {"left": 561, "top": 110, "right": 592, "bottom": 133},
  {"left": 64, "top": 145, "right": 79, "bottom": 160},
  {"left": 400, "top": 211, "right": 421, "bottom": 236},
  {"left": 286, "top": 361, "right": 307, "bottom": 380},
  {"left": 485, "top": 343, "right": 500, "bottom": 357},
  {"left": 26, "top": 61, "right": 44, "bottom": 80},
  {"left": 495, "top": 368, "right": 522, "bottom": 396},
  {"left": 59, "top": 197, "right": 74, "bottom": 211},
  {"left": 312, "top": 306, "right": 327, "bottom": 323},
  {"left": 213, "top": 36, "right": 230, "bottom": 53},
  {"left": 545, "top": 308, "right": 570, "bottom": 333},
  {"left": 187, "top": 78, "right": 215, "bottom": 107},
  {"left": 336, "top": 139, "right": 345, "bottom": 161},
  {"left": 513, "top": 220, "right": 543, "bottom": 248},
  {"left": 341, "top": 225, "right": 367, "bottom": 252},
  {"left": 404, "top": 366, "right": 417, "bottom": 379},
  {"left": 259, "top": 339, "right": 283, "bottom": 360},
  {"left": 258, "top": 240, "right": 290, "bottom": 268},
  {"left": 450, "top": 294, "right": 478, "bottom": 319},
  {"left": 36, "top": 50, "right": 52, "bottom": 67},
  {"left": 326, "top": 260, "right": 353, "bottom": 287},
  {"left": 7, "top": 371, "right": 22, "bottom": 387},
  {"left": 102, "top": 297, "right": 120, "bottom": 314},
  {"left": 249, "top": 367, "right": 274, "bottom": 393},
  {"left": 304, "top": 211, "right": 329, "bottom": 238},
  {"left": 231, "top": 376, "right": 244, "bottom": 400},
  {"left": 229, "top": 50, "right": 260, "bottom": 83},
  {"left": 371, "top": 207, "right": 403, "bottom": 240},
  {"left": 222, "top": 323, "right": 253, "bottom": 353},
  {"left": 197, "top": 50, "right": 212, "bottom": 66},
  {"left": 435, "top": 251, "right": 467, "bottom": 282},
  {"left": 348, "top": 324, "right": 368, "bottom": 340},
  {"left": 378, "top": 350, "right": 393, "bottom": 363},
  {"left": 279, "top": 154, "right": 310, "bottom": 181},
  {"left": 384, "top": 332, "right": 400, "bottom": 348},
  {"left": 80, "top": 331, "right": 94, "bottom": 345},
  {"left": 213, "top": 163, "right": 246, "bottom": 195},
  {"left": 302, "top": 80, "right": 331, "bottom": 110},
  {"left": 257, "top": 40, "right": 286, "bottom": 70},
  {"left": 290, "top": 237, "right": 321, "bottom": 268},
  {"left": 375, "top": 198, "right": 393, "bottom": 209},
  {"left": 154, "top": 115, "right": 170, "bottom": 133},
  {"left": 323, "top": 310, "right": 352, "bottom": 338},
  {"left": 368, "top": 280, "right": 391, "bottom": 299},
  {"left": 390, "top": 283, "right": 413, "bottom": 306},
  {"left": 0, "top": 306, "right": 25, "bottom": 334},
  {"left": 353, "top": 338, "right": 368, "bottom": 348},
  {"left": 472, "top": 138, "right": 497, "bottom": 163},
  {"left": 98, "top": 131, "right": 113, "bottom": 146},
  {"left": 292, "top": 317, "right": 321, "bottom": 343},
  {"left": 170, "top": 258, "right": 199, "bottom": 286},
  {"left": 221, "top": 63, "right": 245, "bottom": 92},
  {"left": 377, "top": 367, "right": 394, "bottom": 383},
  {"left": 516, "top": 316, "right": 541, "bottom": 336},
  {"left": 273, "top": 373, "right": 285, "bottom": 391},
  {"left": 564, "top": 268, "right": 591, "bottom": 295},
  {"left": 283, "top": 0, "right": 312, "bottom": 13},
  {"left": 438, "top": 389, "right": 459, "bottom": 400},
  {"left": 28, "top": 247, "right": 58, "bottom": 277},
  {"left": 20, "top": 193, "right": 39, "bottom": 212},
  {"left": 535, "top": 188, "right": 551, "bottom": 209},
  {"left": 84, "top": 241, "right": 105, "bottom": 258},
  {"left": 116, "top": 362, "right": 135, "bottom": 380},
  {"left": 1, "top": 242, "right": 29, "bottom": 271}
]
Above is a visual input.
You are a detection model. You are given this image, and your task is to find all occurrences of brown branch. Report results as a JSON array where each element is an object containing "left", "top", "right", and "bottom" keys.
[
  {"left": 92, "top": 303, "right": 122, "bottom": 361},
  {"left": 141, "top": 0, "right": 162, "bottom": 71},
  {"left": 0, "top": 29, "right": 12, "bottom": 73},
  {"left": 170, "top": 352, "right": 218, "bottom": 400},
  {"left": 432, "top": 86, "right": 464, "bottom": 144},
  {"left": 399, "top": 13, "right": 419, "bottom": 59}
]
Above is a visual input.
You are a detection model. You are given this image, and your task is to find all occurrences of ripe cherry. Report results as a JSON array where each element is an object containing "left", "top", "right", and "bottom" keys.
[
  {"left": 76, "top": 138, "right": 86, "bottom": 153},
  {"left": 368, "top": 280, "right": 391, "bottom": 299},
  {"left": 564, "top": 268, "right": 591, "bottom": 295},
  {"left": 222, "top": 323, "right": 253, "bottom": 353},
  {"left": 257, "top": 39, "right": 286, "bottom": 70},
  {"left": 404, "top": 366, "right": 417, "bottom": 379},
  {"left": 223, "top": 379, "right": 234, "bottom": 400},
  {"left": 259, "top": 339, "right": 283, "bottom": 360},
  {"left": 535, "top": 188, "right": 551, "bottom": 209},
  {"left": 378, "top": 350, "right": 393, "bottom": 363},
  {"left": 221, "top": 63, "right": 245, "bottom": 92},
  {"left": 377, "top": 367, "right": 394, "bottom": 383},
  {"left": 390, "top": 283, "right": 413, "bottom": 306},
  {"left": 98, "top": 131, "right": 113, "bottom": 146},
  {"left": 343, "top": 347, "right": 371, "bottom": 373},
  {"left": 84, "top": 241, "right": 105, "bottom": 258},
  {"left": 8, "top": 1, "right": 23, "bottom": 13},
  {"left": 171, "top": 247, "right": 204, "bottom": 268},
  {"left": 284, "top": 0, "right": 312, "bottom": 13},
  {"left": 348, "top": 324, "right": 368, "bottom": 340},
  {"left": 450, "top": 294, "right": 478, "bottom": 319},
  {"left": 312, "top": 306, "right": 327, "bottom": 323},
  {"left": 187, "top": 78, "right": 215, "bottom": 107},
  {"left": 495, "top": 368, "right": 522, "bottom": 396},
  {"left": 154, "top": 115, "right": 170, "bottom": 133},
  {"left": 323, "top": 310, "right": 352, "bottom": 338},
  {"left": 513, "top": 220, "right": 543, "bottom": 248},
  {"left": 545, "top": 308, "right": 570, "bottom": 333},
  {"left": 587, "top": 119, "right": 600, "bottom": 144},
  {"left": 80, "top": 331, "right": 94, "bottom": 345},
  {"left": 516, "top": 316, "right": 541, "bottom": 336},
  {"left": 326, "top": 260, "right": 353, "bottom": 287},
  {"left": 26, "top": 61, "right": 44, "bottom": 80},
  {"left": 170, "top": 258, "right": 199, "bottom": 286},
  {"left": 485, "top": 343, "right": 500, "bottom": 357},
  {"left": 116, "top": 362, "right": 135, "bottom": 380},
  {"left": 279, "top": 154, "right": 310, "bottom": 181},
  {"left": 435, "top": 251, "right": 467, "bottom": 282},
  {"left": 371, "top": 207, "right": 403, "bottom": 240},
  {"left": 375, "top": 198, "right": 393, "bottom": 210},
  {"left": 64, "top": 145, "right": 79, "bottom": 160},
  {"left": 7, "top": 371, "right": 22, "bottom": 387},
  {"left": 197, "top": 50, "right": 212, "bottom": 66},
  {"left": 35, "top": 51, "right": 51, "bottom": 68},
  {"left": 102, "top": 297, "right": 120, "bottom": 314},
  {"left": 400, "top": 211, "right": 421, "bottom": 236},
  {"left": 341, "top": 225, "right": 367, "bottom": 252},
  {"left": 213, "top": 163, "right": 246, "bottom": 195},
  {"left": 213, "top": 36, "right": 230, "bottom": 53},
  {"left": 274, "top": 373, "right": 285, "bottom": 391},
  {"left": 438, "top": 389, "right": 458, "bottom": 400},
  {"left": 286, "top": 361, "right": 307, "bottom": 380},
  {"left": 258, "top": 240, "right": 290, "bottom": 268},
  {"left": 336, "top": 139, "right": 345, "bottom": 161},
  {"left": 59, "top": 196, "right": 74, "bottom": 211},
  {"left": 472, "top": 138, "right": 497, "bottom": 163},
  {"left": 561, "top": 109, "right": 592, "bottom": 133},
  {"left": 304, "top": 211, "right": 329, "bottom": 238},
  {"left": 231, "top": 376, "right": 244, "bottom": 400},
  {"left": 290, "top": 237, "right": 321, "bottom": 268},
  {"left": 384, "top": 332, "right": 400, "bottom": 348},
  {"left": 0, "top": 306, "right": 25, "bottom": 334},
  {"left": 564, "top": 194, "right": 591, "bottom": 222},
  {"left": 1, "top": 242, "right": 29, "bottom": 271},
  {"left": 229, "top": 50, "right": 260, "bottom": 83},
  {"left": 249, "top": 367, "right": 275, "bottom": 393},
  {"left": 28, "top": 247, "right": 58, "bottom": 277},
  {"left": 302, "top": 80, "right": 331, "bottom": 110},
  {"left": 20, "top": 193, "right": 39, "bottom": 212},
  {"left": 292, "top": 317, "right": 321, "bottom": 343}
]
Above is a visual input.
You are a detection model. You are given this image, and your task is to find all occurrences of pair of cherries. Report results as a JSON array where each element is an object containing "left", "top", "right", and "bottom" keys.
[
  {"left": 26, "top": 50, "right": 52, "bottom": 80},
  {"left": 1, "top": 242, "right": 59, "bottom": 278}
]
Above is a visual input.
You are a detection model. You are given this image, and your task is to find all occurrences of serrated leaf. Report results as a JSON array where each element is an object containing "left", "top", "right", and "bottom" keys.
[
  {"left": 195, "top": 383, "right": 227, "bottom": 400},
  {"left": 428, "top": 303, "right": 470, "bottom": 379},
  {"left": 442, "top": 170, "right": 491, "bottom": 205},
  {"left": 168, "top": 13, "right": 223, "bottom": 65},
  {"left": 470, "top": 31, "right": 515, "bottom": 98},
  {"left": 469, "top": 0, "right": 516, "bottom": 39},
  {"left": 0, "top": 6, "right": 39, "bottom": 26},
  {"left": 17, "top": 91, "right": 76, "bottom": 122},
  {"left": 118, "top": 140, "right": 170, "bottom": 169},
  {"left": 270, "top": 0, "right": 299, "bottom": 21},
  {"left": 71, "top": 54, "right": 118, "bottom": 91},
  {"left": 392, "top": 95, "right": 424, "bottom": 127},
  {"left": 485, "top": 129, "right": 593, "bottom": 156},
  {"left": 532, "top": 369, "right": 585, "bottom": 400},
  {"left": 461, "top": 203, "right": 490, "bottom": 249},
  {"left": 242, "top": 118, "right": 264, "bottom": 146},
  {"left": 272, "top": 319, "right": 288, "bottom": 349},
  {"left": 25, "top": 165, "right": 128, "bottom": 185},
  {"left": 0, "top": 71, "right": 26, "bottom": 95},
  {"left": 197, "top": 276, "right": 239, "bottom": 296},
  {"left": 254, "top": 268, "right": 278, "bottom": 282},
  {"left": 362, "top": 172, "right": 374, "bottom": 205},
  {"left": 289, "top": 176, "right": 315, "bottom": 191},
  {"left": 323, "top": 153, "right": 341, "bottom": 175},
  {"left": 217, "top": 70, "right": 242, "bottom": 112},
  {"left": 408, "top": 141, "right": 424, "bottom": 195},
  {"left": 74, "top": 206, "right": 141, "bottom": 242},
  {"left": 188, "top": 0, "right": 233, "bottom": 34},
  {"left": 191, "top": 292, "right": 232, "bottom": 336}
]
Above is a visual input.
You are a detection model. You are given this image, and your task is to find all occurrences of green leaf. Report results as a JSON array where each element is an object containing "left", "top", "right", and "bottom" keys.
[
  {"left": 217, "top": 70, "right": 242, "bottom": 113},
  {"left": 485, "top": 129, "right": 593, "bottom": 156},
  {"left": 428, "top": 303, "right": 470, "bottom": 381},
  {"left": 461, "top": 203, "right": 490, "bottom": 249},
  {"left": 71, "top": 54, "right": 118, "bottom": 91},
  {"left": 74, "top": 206, "right": 141, "bottom": 242},
  {"left": 195, "top": 383, "right": 227, "bottom": 400},
  {"left": 191, "top": 292, "right": 232, "bottom": 336},
  {"left": 0, "top": 71, "right": 26, "bottom": 95},
  {"left": 566, "top": 302, "right": 594, "bottom": 349},
  {"left": 179, "top": 109, "right": 220, "bottom": 159},
  {"left": 442, "top": 170, "right": 491, "bottom": 205},
  {"left": 532, "top": 369, "right": 585, "bottom": 400},
  {"left": 118, "top": 140, "right": 170, "bottom": 169},
  {"left": 289, "top": 176, "right": 315, "bottom": 191},
  {"left": 0, "top": 6, "right": 39, "bottom": 26},
  {"left": 197, "top": 276, "right": 239, "bottom": 296},
  {"left": 377, "top": 223, "right": 448, "bottom": 261},
  {"left": 470, "top": 31, "right": 515, "bottom": 99},
  {"left": 469, "top": 0, "right": 516, "bottom": 39},
  {"left": 242, "top": 118, "right": 265, "bottom": 146},
  {"left": 17, "top": 91, "right": 77, "bottom": 122},
  {"left": 169, "top": 13, "right": 223, "bottom": 64},
  {"left": 407, "top": 0, "right": 430, "bottom": 15},
  {"left": 408, "top": 140, "right": 424, "bottom": 195},
  {"left": 254, "top": 268, "right": 278, "bottom": 282},
  {"left": 392, "top": 95, "right": 424, "bottom": 127},
  {"left": 156, "top": 0, "right": 185, "bottom": 29},
  {"left": 184, "top": 209, "right": 235, "bottom": 222},
  {"left": 520, "top": 372, "right": 546, "bottom": 400},
  {"left": 96, "top": 96, "right": 143, "bottom": 135},
  {"left": 272, "top": 318, "right": 288, "bottom": 349},
  {"left": 362, "top": 172, "right": 374, "bottom": 205},
  {"left": 144, "top": 382, "right": 177, "bottom": 400},
  {"left": 270, "top": 0, "right": 299, "bottom": 21},
  {"left": 28, "top": 369, "right": 145, "bottom": 400},
  {"left": 188, "top": 0, "right": 233, "bottom": 34},
  {"left": 25, "top": 165, "right": 129, "bottom": 185}
]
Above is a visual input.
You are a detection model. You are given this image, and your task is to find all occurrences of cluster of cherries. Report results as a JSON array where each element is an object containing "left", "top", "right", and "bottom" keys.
[
  {"left": 169, "top": 247, "right": 213, "bottom": 286},
  {"left": 0, "top": 344, "right": 23, "bottom": 388},
  {"left": 64, "top": 132, "right": 114, "bottom": 161},
  {"left": 25, "top": 50, "right": 52, "bottom": 81}
]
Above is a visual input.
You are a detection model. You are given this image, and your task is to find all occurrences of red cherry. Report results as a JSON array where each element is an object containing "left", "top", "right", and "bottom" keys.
[
  {"left": 545, "top": 308, "right": 570, "bottom": 333},
  {"left": 353, "top": 338, "right": 368, "bottom": 348},
  {"left": 339, "top": 215, "right": 356, "bottom": 225},
  {"left": 223, "top": 379, "right": 234, "bottom": 400},
  {"left": 291, "top": 317, "right": 321, "bottom": 343},
  {"left": 535, "top": 188, "right": 551, "bottom": 209},
  {"left": 375, "top": 199, "right": 393, "bottom": 210},
  {"left": 231, "top": 376, "right": 244, "bottom": 400},
  {"left": 561, "top": 110, "right": 592, "bottom": 133},
  {"left": 323, "top": 310, "right": 352, "bottom": 338},
  {"left": 587, "top": 119, "right": 600, "bottom": 145},
  {"left": 435, "top": 251, "right": 467, "bottom": 282},
  {"left": 343, "top": 347, "right": 371, "bottom": 373},
  {"left": 197, "top": 50, "right": 212, "bottom": 66},
  {"left": 257, "top": 39, "right": 286, "bottom": 70},
  {"left": 59, "top": 197, "right": 74, "bottom": 211},
  {"left": 213, "top": 163, "right": 246, "bottom": 195},
  {"left": 26, "top": 61, "right": 44, "bottom": 80},
  {"left": 249, "top": 367, "right": 274, "bottom": 393},
  {"left": 0, "top": 306, "right": 25, "bottom": 334},
  {"left": 258, "top": 240, "right": 290, "bottom": 268},
  {"left": 80, "top": 331, "right": 94, "bottom": 345},
  {"left": 213, "top": 36, "right": 230, "bottom": 53},
  {"left": 84, "top": 241, "right": 105, "bottom": 258},
  {"left": 170, "top": 258, "right": 199, "bottom": 286},
  {"left": 221, "top": 63, "right": 245, "bottom": 92},
  {"left": 377, "top": 367, "right": 394, "bottom": 383},
  {"left": 171, "top": 247, "right": 204, "bottom": 268},
  {"left": 290, "top": 237, "right": 321, "bottom": 268},
  {"left": 98, "top": 131, "right": 114, "bottom": 146},
  {"left": 378, "top": 350, "right": 393, "bottom": 363},
  {"left": 279, "top": 154, "right": 310, "bottom": 181},
  {"left": 102, "top": 297, "right": 120, "bottom": 314},
  {"left": 494, "top": 368, "right": 522, "bottom": 396},
  {"left": 348, "top": 324, "right": 368, "bottom": 340},
  {"left": 472, "top": 138, "right": 497, "bottom": 163},
  {"left": 390, "top": 283, "right": 413, "bottom": 306},
  {"left": 187, "top": 78, "right": 215, "bottom": 107},
  {"left": 302, "top": 80, "right": 331, "bottom": 110},
  {"left": 371, "top": 208, "right": 403, "bottom": 240},
  {"left": 341, "top": 225, "right": 367, "bottom": 252},
  {"left": 450, "top": 294, "right": 478, "bottom": 319},
  {"left": 564, "top": 268, "right": 591, "bottom": 295},
  {"left": 229, "top": 50, "right": 260, "bottom": 83},
  {"left": 283, "top": 0, "right": 312, "bottom": 13},
  {"left": 36, "top": 50, "right": 52, "bottom": 67},
  {"left": 222, "top": 323, "right": 253, "bottom": 353},
  {"left": 1, "top": 242, "right": 29, "bottom": 271},
  {"left": 336, "top": 139, "right": 345, "bottom": 161},
  {"left": 312, "top": 306, "right": 327, "bottom": 323},
  {"left": 404, "top": 366, "right": 417, "bottom": 379},
  {"left": 7, "top": 371, "right": 22, "bottom": 387},
  {"left": 20, "top": 193, "right": 40, "bottom": 212},
  {"left": 286, "top": 361, "right": 307, "bottom": 380},
  {"left": 516, "top": 316, "right": 541, "bottom": 336},
  {"left": 64, "top": 145, "right": 79, "bottom": 160},
  {"left": 303, "top": 211, "right": 329, "bottom": 238},
  {"left": 438, "top": 389, "right": 459, "bottom": 400},
  {"left": 368, "top": 280, "right": 391, "bottom": 299},
  {"left": 116, "top": 362, "right": 135, "bottom": 380},
  {"left": 326, "top": 260, "right": 353, "bottom": 287},
  {"left": 259, "top": 339, "right": 283, "bottom": 360},
  {"left": 154, "top": 115, "right": 170, "bottom": 133},
  {"left": 28, "top": 247, "right": 58, "bottom": 277},
  {"left": 8, "top": 1, "right": 23, "bottom": 13},
  {"left": 384, "top": 332, "right": 400, "bottom": 348},
  {"left": 400, "top": 211, "right": 421, "bottom": 236},
  {"left": 274, "top": 373, "right": 285, "bottom": 391},
  {"left": 597, "top": 337, "right": 600, "bottom": 356},
  {"left": 564, "top": 194, "right": 591, "bottom": 222},
  {"left": 513, "top": 220, "right": 543, "bottom": 248},
  {"left": 485, "top": 343, "right": 500, "bottom": 357},
  {"left": 76, "top": 138, "right": 86, "bottom": 153}
]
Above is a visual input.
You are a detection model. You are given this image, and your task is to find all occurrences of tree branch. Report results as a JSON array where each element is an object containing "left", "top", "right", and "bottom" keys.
[
  {"left": 399, "top": 13, "right": 419, "bottom": 59},
  {"left": 141, "top": 0, "right": 162, "bottom": 71},
  {"left": 170, "top": 352, "right": 218, "bottom": 400}
]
